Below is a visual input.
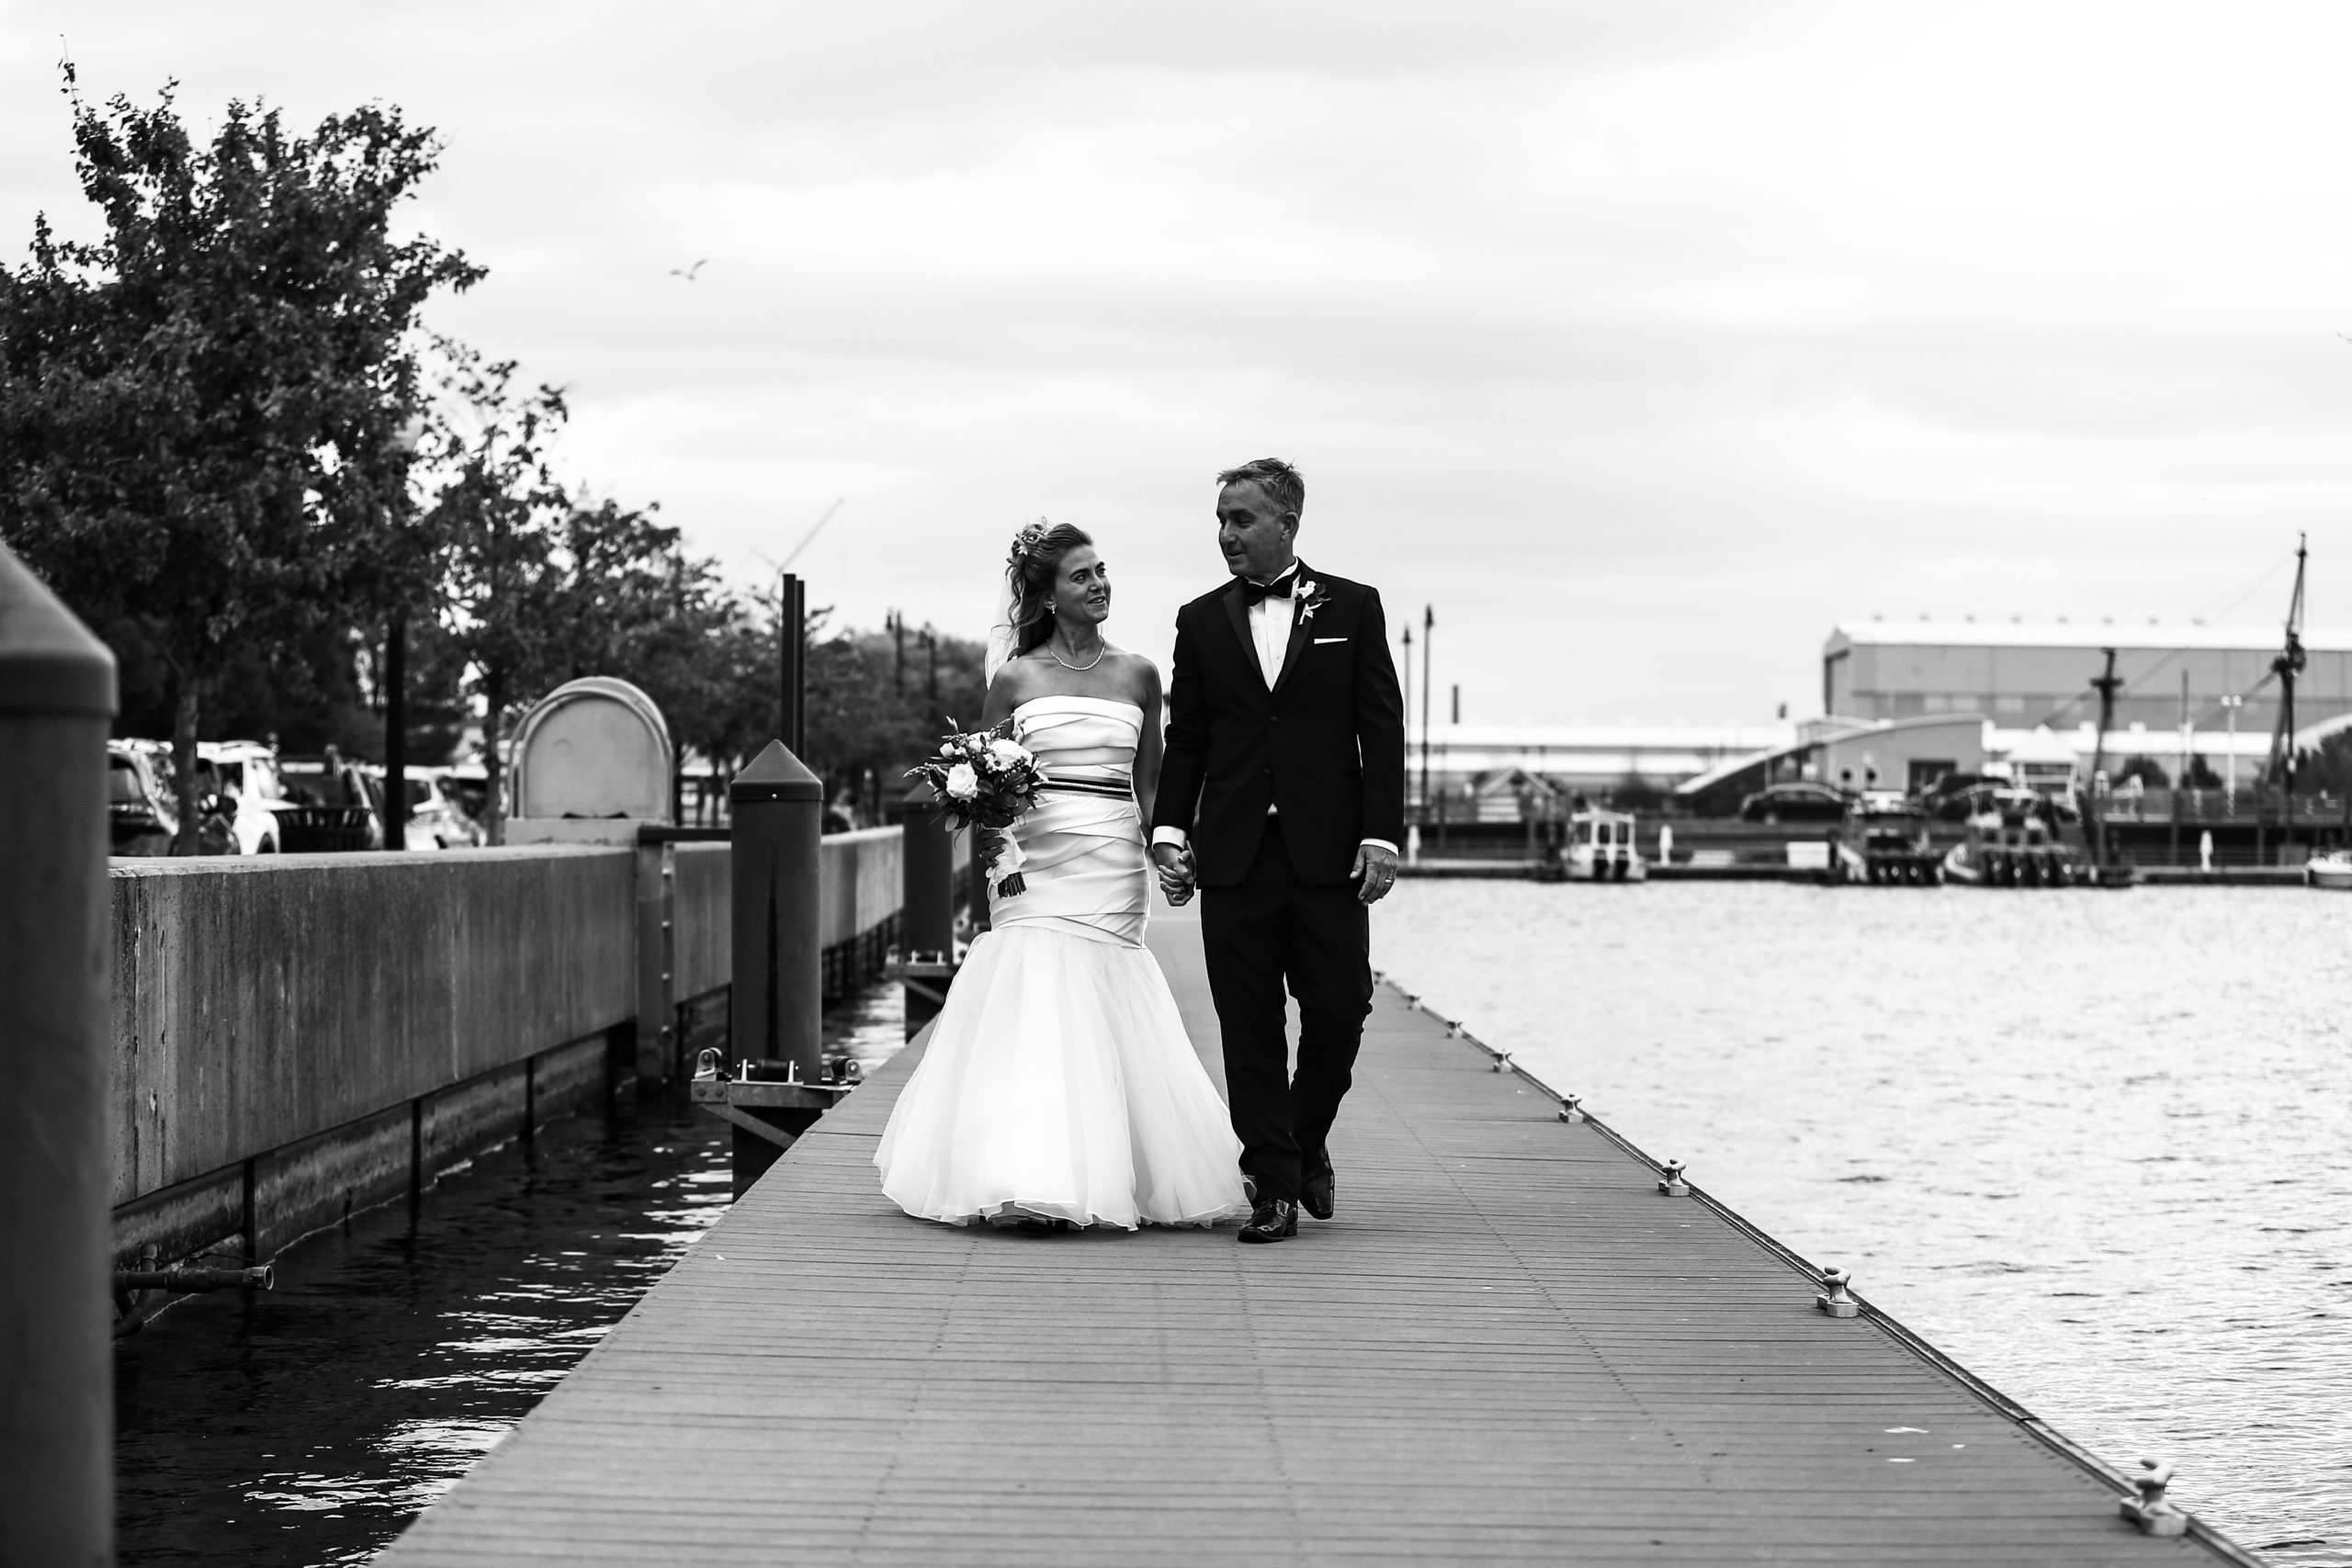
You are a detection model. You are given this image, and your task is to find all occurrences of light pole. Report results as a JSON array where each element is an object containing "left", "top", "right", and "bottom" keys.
[
  {"left": 1420, "top": 605, "right": 1434, "bottom": 841},
  {"left": 2220, "top": 695, "right": 2244, "bottom": 815},
  {"left": 1399, "top": 624, "right": 1414, "bottom": 818}
]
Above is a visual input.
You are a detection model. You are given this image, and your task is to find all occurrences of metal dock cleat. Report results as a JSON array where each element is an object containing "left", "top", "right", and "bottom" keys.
[
  {"left": 1657, "top": 1159, "right": 1690, "bottom": 1196},
  {"left": 691, "top": 1053, "right": 857, "bottom": 1195},
  {"left": 1815, "top": 1265, "right": 1859, "bottom": 1318},
  {"left": 1556, "top": 1093, "right": 1584, "bottom": 1123},
  {"left": 2118, "top": 1459, "right": 2188, "bottom": 1536}
]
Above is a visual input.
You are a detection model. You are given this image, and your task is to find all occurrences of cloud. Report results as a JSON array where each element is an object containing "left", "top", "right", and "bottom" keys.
[{"left": 5, "top": 0, "right": 2347, "bottom": 724}]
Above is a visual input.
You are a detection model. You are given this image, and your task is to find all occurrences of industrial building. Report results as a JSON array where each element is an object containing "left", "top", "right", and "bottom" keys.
[
  {"left": 1823, "top": 619, "right": 2352, "bottom": 739},
  {"left": 1403, "top": 722, "right": 1791, "bottom": 814},
  {"left": 1668, "top": 619, "right": 2352, "bottom": 815},
  {"left": 1404, "top": 618, "right": 2352, "bottom": 823}
]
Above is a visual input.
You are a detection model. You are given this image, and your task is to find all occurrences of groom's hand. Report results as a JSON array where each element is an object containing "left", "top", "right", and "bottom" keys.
[
  {"left": 1151, "top": 841, "right": 1197, "bottom": 906},
  {"left": 1352, "top": 842, "right": 1399, "bottom": 904}
]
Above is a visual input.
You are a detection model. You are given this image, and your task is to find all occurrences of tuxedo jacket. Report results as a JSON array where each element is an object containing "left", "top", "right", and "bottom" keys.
[{"left": 1153, "top": 564, "right": 1408, "bottom": 887}]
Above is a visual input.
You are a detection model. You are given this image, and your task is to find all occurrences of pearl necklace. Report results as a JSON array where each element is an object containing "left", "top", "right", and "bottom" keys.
[{"left": 1048, "top": 639, "right": 1108, "bottom": 671}]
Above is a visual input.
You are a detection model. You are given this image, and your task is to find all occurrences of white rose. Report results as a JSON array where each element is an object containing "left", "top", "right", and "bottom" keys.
[
  {"left": 944, "top": 763, "right": 979, "bottom": 801},
  {"left": 989, "top": 738, "right": 1031, "bottom": 768}
]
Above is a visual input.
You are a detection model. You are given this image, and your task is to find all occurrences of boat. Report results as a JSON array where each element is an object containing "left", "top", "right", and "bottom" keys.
[
  {"left": 1834, "top": 792, "right": 1940, "bottom": 885},
  {"left": 1564, "top": 807, "right": 1645, "bottom": 882},
  {"left": 2308, "top": 850, "right": 2352, "bottom": 890},
  {"left": 1940, "top": 786, "right": 2089, "bottom": 888}
]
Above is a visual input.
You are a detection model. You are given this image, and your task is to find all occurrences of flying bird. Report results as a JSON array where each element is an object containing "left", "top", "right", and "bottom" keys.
[{"left": 669, "top": 259, "right": 708, "bottom": 282}]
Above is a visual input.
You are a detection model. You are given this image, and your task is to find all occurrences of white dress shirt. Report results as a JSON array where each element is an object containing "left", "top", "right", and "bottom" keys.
[
  {"left": 1154, "top": 561, "right": 1397, "bottom": 859},
  {"left": 1244, "top": 561, "right": 1303, "bottom": 688}
]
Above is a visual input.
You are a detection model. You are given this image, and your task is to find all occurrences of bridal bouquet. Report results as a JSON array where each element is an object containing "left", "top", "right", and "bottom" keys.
[{"left": 907, "top": 720, "right": 1048, "bottom": 895}]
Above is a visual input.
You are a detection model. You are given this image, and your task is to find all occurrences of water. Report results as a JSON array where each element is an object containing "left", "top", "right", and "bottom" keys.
[
  {"left": 119, "top": 903, "right": 2347, "bottom": 1562},
  {"left": 112, "top": 985, "right": 909, "bottom": 1568},
  {"left": 1372, "top": 880, "right": 2351, "bottom": 1562}
]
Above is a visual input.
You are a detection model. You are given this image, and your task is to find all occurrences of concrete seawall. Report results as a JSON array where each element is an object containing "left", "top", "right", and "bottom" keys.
[{"left": 107, "top": 829, "right": 928, "bottom": 1277}]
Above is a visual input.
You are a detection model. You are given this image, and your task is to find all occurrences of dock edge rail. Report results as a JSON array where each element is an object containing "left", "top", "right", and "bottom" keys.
[{"left": 1374, "top": 970, "right": 2267, "bottom": 1568}]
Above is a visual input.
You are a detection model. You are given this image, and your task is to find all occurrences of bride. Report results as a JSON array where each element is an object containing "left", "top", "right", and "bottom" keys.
[{"left": 874, "top": 522, "right": 1250, "bottom": 1231}]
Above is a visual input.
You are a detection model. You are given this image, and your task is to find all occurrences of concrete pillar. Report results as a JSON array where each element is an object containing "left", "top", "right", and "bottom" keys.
[{"left": 0, "top": 544, "right": 117, "bottom": 1567}]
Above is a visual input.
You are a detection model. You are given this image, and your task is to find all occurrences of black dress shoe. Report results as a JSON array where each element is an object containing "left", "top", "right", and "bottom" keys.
[
  {"left": 1238, "top": 1198, "right": 1297, "bottom": 1244},
  {"left": 1300, "top": 1165, "right": 1335, "bottom": 1222}
]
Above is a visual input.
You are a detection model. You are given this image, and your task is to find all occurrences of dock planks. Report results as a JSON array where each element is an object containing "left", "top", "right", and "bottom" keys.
[{"left": 381, "top": 908, "right": 2242, "bottom": 1566}]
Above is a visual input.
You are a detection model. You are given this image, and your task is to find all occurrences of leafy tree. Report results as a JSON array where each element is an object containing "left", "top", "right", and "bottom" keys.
[
  {"left": 800, "top": 620, "right": 989, "bottom": 820},
  {"left": 670, "top": 604, "right": 789, "bottom": 803},
  {"left": 0, "top": 74, "right": 479, "bottom": 848},
  {"left": 419, "top": 343, "right": 571, "bottom": 841},
  {"left": 536, "top": 495, "right": 743, "bottom": 817},
  {"left": 2301, "top": 728, "right": 2352, "bottom": 797},
  {"left": 1607, "top": 773, "right": 1665, "bottom": 812},
  {"left": 2113, "top": 756, "right": 2171, "bottom": 790}
]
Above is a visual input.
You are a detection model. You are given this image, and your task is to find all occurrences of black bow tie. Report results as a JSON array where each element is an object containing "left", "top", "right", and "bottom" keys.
[{"left": 1241, "top": 575, "right": 1295, "bottom": 605}]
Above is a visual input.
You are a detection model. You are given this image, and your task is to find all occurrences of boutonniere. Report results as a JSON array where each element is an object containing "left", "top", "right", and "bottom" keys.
[{"left": 1295, "top": 579, "right": 1330, "bottom": 626}]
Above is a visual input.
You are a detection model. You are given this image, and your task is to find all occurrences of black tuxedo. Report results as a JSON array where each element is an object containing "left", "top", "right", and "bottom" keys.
[
  {"left": 1154, "top": 567, "right": 1408, "bottom": 886},
  {"left": 1153, "top": 563, "right": 1407, "bottom": 1204}
]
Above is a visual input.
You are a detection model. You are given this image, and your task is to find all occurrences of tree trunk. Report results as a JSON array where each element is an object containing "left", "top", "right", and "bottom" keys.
[
  {"left": 483, "top": 672, "right": 506, "bottom": 846},
  {"left": 170, "top": 672, "right": 202, "bottom": 856},
  {"left": 384, "top": 610, "right": 408, "bottom": 852}
]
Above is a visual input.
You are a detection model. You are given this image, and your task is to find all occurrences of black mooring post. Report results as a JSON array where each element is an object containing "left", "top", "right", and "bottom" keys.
[
  {"left": 900, "top": 782, "right": 957, "bottom": 1040},
  {"left": 0, "top": 543, "right": 118, "bottom": 1566},
  {"left": 778, "top": 572, "right": 807, "bottom": 757},
  {"left": 727, "top": 739, "right": 825, "bottom": 1190}
]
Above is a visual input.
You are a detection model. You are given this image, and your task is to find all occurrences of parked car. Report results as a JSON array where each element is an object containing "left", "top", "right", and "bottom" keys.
[
  {"left": 105, "top": 740, "right": 179, "bottom": 854},
  {"left": 444, "top": 763, "right": 490, "bottom": 826},
  {"left": 194, "top": 740, "right": 289, "bottom": 853},
  {"left": 279, "top": 753, "right": 388, "bottom": 851},
  {"left": 1737, "top": 782, "right": 1849, "bottom": 824},
  {"left": 398, "top": 767, "right": 487, "bottom": 850}
]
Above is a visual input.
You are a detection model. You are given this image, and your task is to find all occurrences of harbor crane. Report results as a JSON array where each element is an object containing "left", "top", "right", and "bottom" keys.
[{"left": 2265, "top": 533, "right": 2308, "bottom": 795}]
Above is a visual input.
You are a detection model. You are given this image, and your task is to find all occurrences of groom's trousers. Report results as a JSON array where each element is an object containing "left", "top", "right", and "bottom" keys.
[{"left": 1200, "top": 818, "right": 1374, "bottom": 1205}]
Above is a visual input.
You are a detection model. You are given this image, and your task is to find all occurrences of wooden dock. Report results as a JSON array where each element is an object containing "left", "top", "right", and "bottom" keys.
[{"left": 381, "top": 908, "right": 2250, "bottom": 1566}]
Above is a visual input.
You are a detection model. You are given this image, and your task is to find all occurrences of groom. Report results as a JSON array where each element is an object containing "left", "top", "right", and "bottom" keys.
[{"left": 1151, "top": 458, "right": 1407, "bottom": 1244}]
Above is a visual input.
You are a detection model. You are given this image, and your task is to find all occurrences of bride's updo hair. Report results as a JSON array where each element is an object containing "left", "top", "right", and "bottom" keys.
[{"left": 1005, "top": 520, "right": 1095, "bottom": 658}]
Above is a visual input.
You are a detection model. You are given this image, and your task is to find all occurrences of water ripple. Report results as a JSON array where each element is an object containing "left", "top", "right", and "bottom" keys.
[
  {"left": 1375, "top": 880, "right": 2352, "bottom": 1563},
  {"left": 115, "top": 983, "right": 908, "bottom": 1566}
]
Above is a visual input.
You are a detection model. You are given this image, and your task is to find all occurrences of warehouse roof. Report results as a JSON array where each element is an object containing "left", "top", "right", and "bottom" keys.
[{"left": 1826, "top": 620, "right": 2352, "bottom": 653}]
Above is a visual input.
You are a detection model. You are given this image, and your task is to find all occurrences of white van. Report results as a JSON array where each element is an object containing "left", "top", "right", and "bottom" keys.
[{"left": 195, "top": 740, "right": 290, "bottom": 854}]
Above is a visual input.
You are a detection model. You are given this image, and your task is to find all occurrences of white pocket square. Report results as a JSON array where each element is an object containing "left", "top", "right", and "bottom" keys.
[{"left": 1313, "top": 636, "right": 1347, "bottom": 644}]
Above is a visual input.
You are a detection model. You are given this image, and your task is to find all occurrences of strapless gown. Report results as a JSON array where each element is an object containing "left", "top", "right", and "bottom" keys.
[{"left": 875, "top": 695, "right": 1250, "bottom": 1229}]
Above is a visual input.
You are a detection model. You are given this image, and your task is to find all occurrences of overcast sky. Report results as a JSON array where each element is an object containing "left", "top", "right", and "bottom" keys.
[{"left": 5, "top": 1, "right": 2346, "bottom": 723}]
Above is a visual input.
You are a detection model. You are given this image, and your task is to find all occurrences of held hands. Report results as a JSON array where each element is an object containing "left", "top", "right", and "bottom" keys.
[
  {"left": 1151, "top": 841, "right": 1197, "bottom": 906},
  {"left": 1154, "top": 841, "right": 1394, "bottom": 903}
]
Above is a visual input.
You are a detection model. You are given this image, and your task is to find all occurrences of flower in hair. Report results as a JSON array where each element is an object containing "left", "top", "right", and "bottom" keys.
[{"left": 1006, "top": 521, "right": 1050, "bottom": 569}]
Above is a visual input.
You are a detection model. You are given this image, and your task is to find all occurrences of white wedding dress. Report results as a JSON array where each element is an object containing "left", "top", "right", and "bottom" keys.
[{"left": 875, "top": 695, "right": 1250, "bottom": 1230}]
